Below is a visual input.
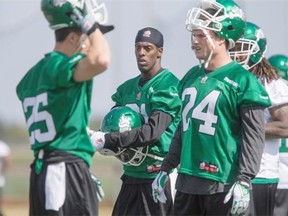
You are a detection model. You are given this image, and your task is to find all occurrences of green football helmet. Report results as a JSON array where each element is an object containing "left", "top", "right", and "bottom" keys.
[
  {"left": 41, "top": 0, "right": 108, "bottom": 30},
  {"left": 186, "top": 0, "right": 246, "bottom": 49},
  {"left": 229, "top": 22, "right": 267, "bottom": 69},
  {"left": 268, "top": 54, "right": 288, "bottom": 80},
  {"left": 100, "top": 106, "right": 148, "bottom": 166}
]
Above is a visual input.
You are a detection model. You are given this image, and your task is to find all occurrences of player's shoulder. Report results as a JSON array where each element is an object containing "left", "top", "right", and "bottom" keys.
[
  {"left": 226, "top": 62, "right": 257, "bottom": 82},
  {"left": 180, "top": 65, "right": 203, "bottom": 84},
  {"left": 158, "top": 69, "right": 180, "bottom": 83},
  {"left": 117, "top": 75, "right": 141, "bottom": 89}
]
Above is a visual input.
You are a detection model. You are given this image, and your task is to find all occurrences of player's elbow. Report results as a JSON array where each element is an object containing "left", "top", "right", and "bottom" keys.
[
  {"left": 95, "top": 56, "right": 110, "bottom": 72},
  {"left": 91, "top": 51, "right": 111, "bottom": 73}
]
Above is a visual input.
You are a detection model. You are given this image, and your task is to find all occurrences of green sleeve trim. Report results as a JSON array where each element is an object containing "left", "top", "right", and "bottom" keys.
[{"left": 251, "top": 177, "right": 279, "bottom": 184}]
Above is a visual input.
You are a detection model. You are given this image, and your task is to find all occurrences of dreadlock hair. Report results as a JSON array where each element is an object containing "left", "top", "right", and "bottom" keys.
[{"left": 249, "top": 57, "right": 279, "bottom": 83}]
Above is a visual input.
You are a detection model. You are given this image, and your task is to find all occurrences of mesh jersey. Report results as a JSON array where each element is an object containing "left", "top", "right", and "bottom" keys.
[
  {"left": 112, "top": 69, "right": 182, "bottom": 178},
  {"left": 252, "top": 78, "right": 288, "bottom": 184},
  {"left": 178, "top": 61, "right": 271, "bottom": 184},
  {"left": 278, "top": 139, "right": 288, "bottom": 189},
  {"left": 278, "top": 80, "right": 288, "bottom": 189},
  {"left": 16, "top": 52, "right": 95, "bottom": 167}
]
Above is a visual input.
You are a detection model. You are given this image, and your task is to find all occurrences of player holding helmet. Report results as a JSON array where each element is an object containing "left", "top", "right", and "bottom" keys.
[
  {"left": 16, "top": 0, "right": 113, "bottom": 215},
  {"left": 229, "top": 21, "right": 288, "bottom": 216},
  {"left": 98, "top": 106, "right": 150, "bottom": 166},
  {"left": 91, "top": 27, "right": 182, "bottom": 216},
  {"left": 152, "top": 0, "right": 271, "bottom": 215}
]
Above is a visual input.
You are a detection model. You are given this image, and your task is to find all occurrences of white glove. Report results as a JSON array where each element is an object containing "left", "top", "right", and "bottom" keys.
[
  {"left": 87, "top": 127, "right": 95, "bottom": 137},
  {"left": 224, "top": 181, "right": 250, "bottom": 215},
  {"left": 70, "top": 8, "right": 99, "bottom": 35},
  {"left": 91, "top": 174, "right": 105, "bottom": 202},
  {"left": 152, "top": 171, "right": 168, "bottom": 203},
  {"left": 90, "top": 131, "right": 105, "bottom": 151}
]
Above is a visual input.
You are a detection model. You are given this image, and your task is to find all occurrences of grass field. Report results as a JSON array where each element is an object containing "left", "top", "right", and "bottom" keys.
[{"left": 3, "top": 142, "right": 123, "bottom": 216}]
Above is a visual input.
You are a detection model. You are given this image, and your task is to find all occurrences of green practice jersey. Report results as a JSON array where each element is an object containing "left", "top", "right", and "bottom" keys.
[
  {"left": 112, "top": 69, "right": 182, "bottom": 178},
  {"left": 16, "top": 52, "right": 95, "bottom": 167},
  {"left": 178, "top": 61, "right": 271, "bottom": 184},
  {"left": 280, "top": 139, "right": 288, "bottom": 153}
]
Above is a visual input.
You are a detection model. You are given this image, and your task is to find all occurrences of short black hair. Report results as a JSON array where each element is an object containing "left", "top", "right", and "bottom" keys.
[{"left": 55, "top": 27, "right": 82, "bottom": 42}]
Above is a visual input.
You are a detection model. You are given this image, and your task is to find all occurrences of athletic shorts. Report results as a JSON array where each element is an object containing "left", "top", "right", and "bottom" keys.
[
  {"left": 273, "top": 189, "right": 288, "bottom": 216},
  {"left": 112, "top": 174, "right": 173, "bottom": 216},
  {"left": 174, "top": 191, "right": 233, "bottom": 216},
  {"left": 247, "top": 183, "right": 277, "bottom": 216},
  {"left": 29, "top": 150, "right": 98, "bottom": 216}
]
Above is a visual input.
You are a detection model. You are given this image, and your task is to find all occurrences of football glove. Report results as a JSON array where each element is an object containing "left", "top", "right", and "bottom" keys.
[
  {"left": 70, "top": 7, "right": 114, "bottom": 35},
  {"left": 87, "top": 127, "right": 95, "bottom": 137},
  {"left": 70, "top": 8, "right": 99, "bottom": 35},
  {"left": 223, "top": 181, "right": 250, "bottom": 215},
  {"left": 91, "top": 174, "right": 105, "bottom": 202},
  {"left": 152, "top": 171, "right": 168, "bottom": 203},
  {"left": 90, "top": 131, "right": 105, "bottom": 151}
]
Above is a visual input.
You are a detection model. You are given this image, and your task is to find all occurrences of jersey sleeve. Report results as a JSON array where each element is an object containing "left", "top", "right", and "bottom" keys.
[
  {"left": 264, "top": 78, "right": 288, "bottom": 108},
  {"left": 56, "top": 53, "right": 86, "bottom": 87},
  {"left": 111, "top": 87, "right": 123, "bottom": 106},
  {"left": 111, "top": 78, "right": 137, "bottom": 106},
  {"left": 150, "top": 85, "right": 182, "bottom": 120},
  {"left": 237, "top": 74, "right": 271, "bottom": 108}
]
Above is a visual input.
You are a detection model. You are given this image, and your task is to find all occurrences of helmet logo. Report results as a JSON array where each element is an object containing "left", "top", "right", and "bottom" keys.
[
  {"left": 52, "top": 0, "right": 67, "bottom": 7},
  {"left": 255, "top": 29, "right": 265, "bottom": 42},
  {"left": 118, "top": 115, "right": 132, "bottom": 132},
  {"left": 229, "top": 6, "right": 244, "bottom": 19}
]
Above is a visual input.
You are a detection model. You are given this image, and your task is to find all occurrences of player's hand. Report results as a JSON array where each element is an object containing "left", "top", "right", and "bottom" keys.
[
  {"left": 91, "top": 174, "right": 105, "bottom": 202},
  {"left": 70, "top": 8, "right": 114, "bottom": 35},
  {"left": 70, "top": 8, "right": 99, "bottom": 35},
  {"left": 87, "top": 127, "right": 95, "bottom": 137},
  {"left": 90, "top": 131, "right": 105, "bottom": 151},
  {"left": 152, "top": 171, "right": 168, "bottom": 203},
  {"left": 223, "top": 181, "right": 250, "bottom": 215}
]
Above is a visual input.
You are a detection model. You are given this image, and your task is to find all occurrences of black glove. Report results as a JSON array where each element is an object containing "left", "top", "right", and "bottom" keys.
[{"left": 98, "top": 24, "right": 114, "bottom": 34}]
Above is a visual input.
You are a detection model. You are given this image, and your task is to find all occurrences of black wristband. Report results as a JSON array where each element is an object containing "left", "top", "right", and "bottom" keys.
[{"left": 98, "top": 24, "right": 115, "bottom": 34}]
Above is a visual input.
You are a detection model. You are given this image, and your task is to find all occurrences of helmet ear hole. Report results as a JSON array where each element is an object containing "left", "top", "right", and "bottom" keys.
[
  {"left": 227, "top": 25, "right": 234, "bottom": 31},
  {"left": 99, "top": 106, "right": 148, "bottom": 166}
]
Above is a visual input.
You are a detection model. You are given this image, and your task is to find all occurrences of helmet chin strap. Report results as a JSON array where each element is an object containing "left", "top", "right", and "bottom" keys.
[{"left": 202, "top": 28, "right": 215, "bottom": 69}]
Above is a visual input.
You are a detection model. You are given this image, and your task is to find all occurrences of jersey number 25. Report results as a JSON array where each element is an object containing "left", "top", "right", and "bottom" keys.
[{"left": 23, "top": 92, "right": 56, "bottom": 145}]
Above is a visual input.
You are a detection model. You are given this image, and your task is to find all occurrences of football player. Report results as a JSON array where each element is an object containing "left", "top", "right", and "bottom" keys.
[
  {"left": 269, "top": 54, "right": 288, "bottom": 83},
  {"left": 229, "top": 21, "right": 288, "bottom": 216},
  {"left": 268, "top": 54, "right": 288, "bottom": 216},
  {"left": 16, "top": 0, "right": 113, "bottom": 215},
  {"left": 91, "top": 27, "right": 182, "bottom": 216},
  {"left": 152, "top": 0, "right": 271, "bottom": 215}
]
